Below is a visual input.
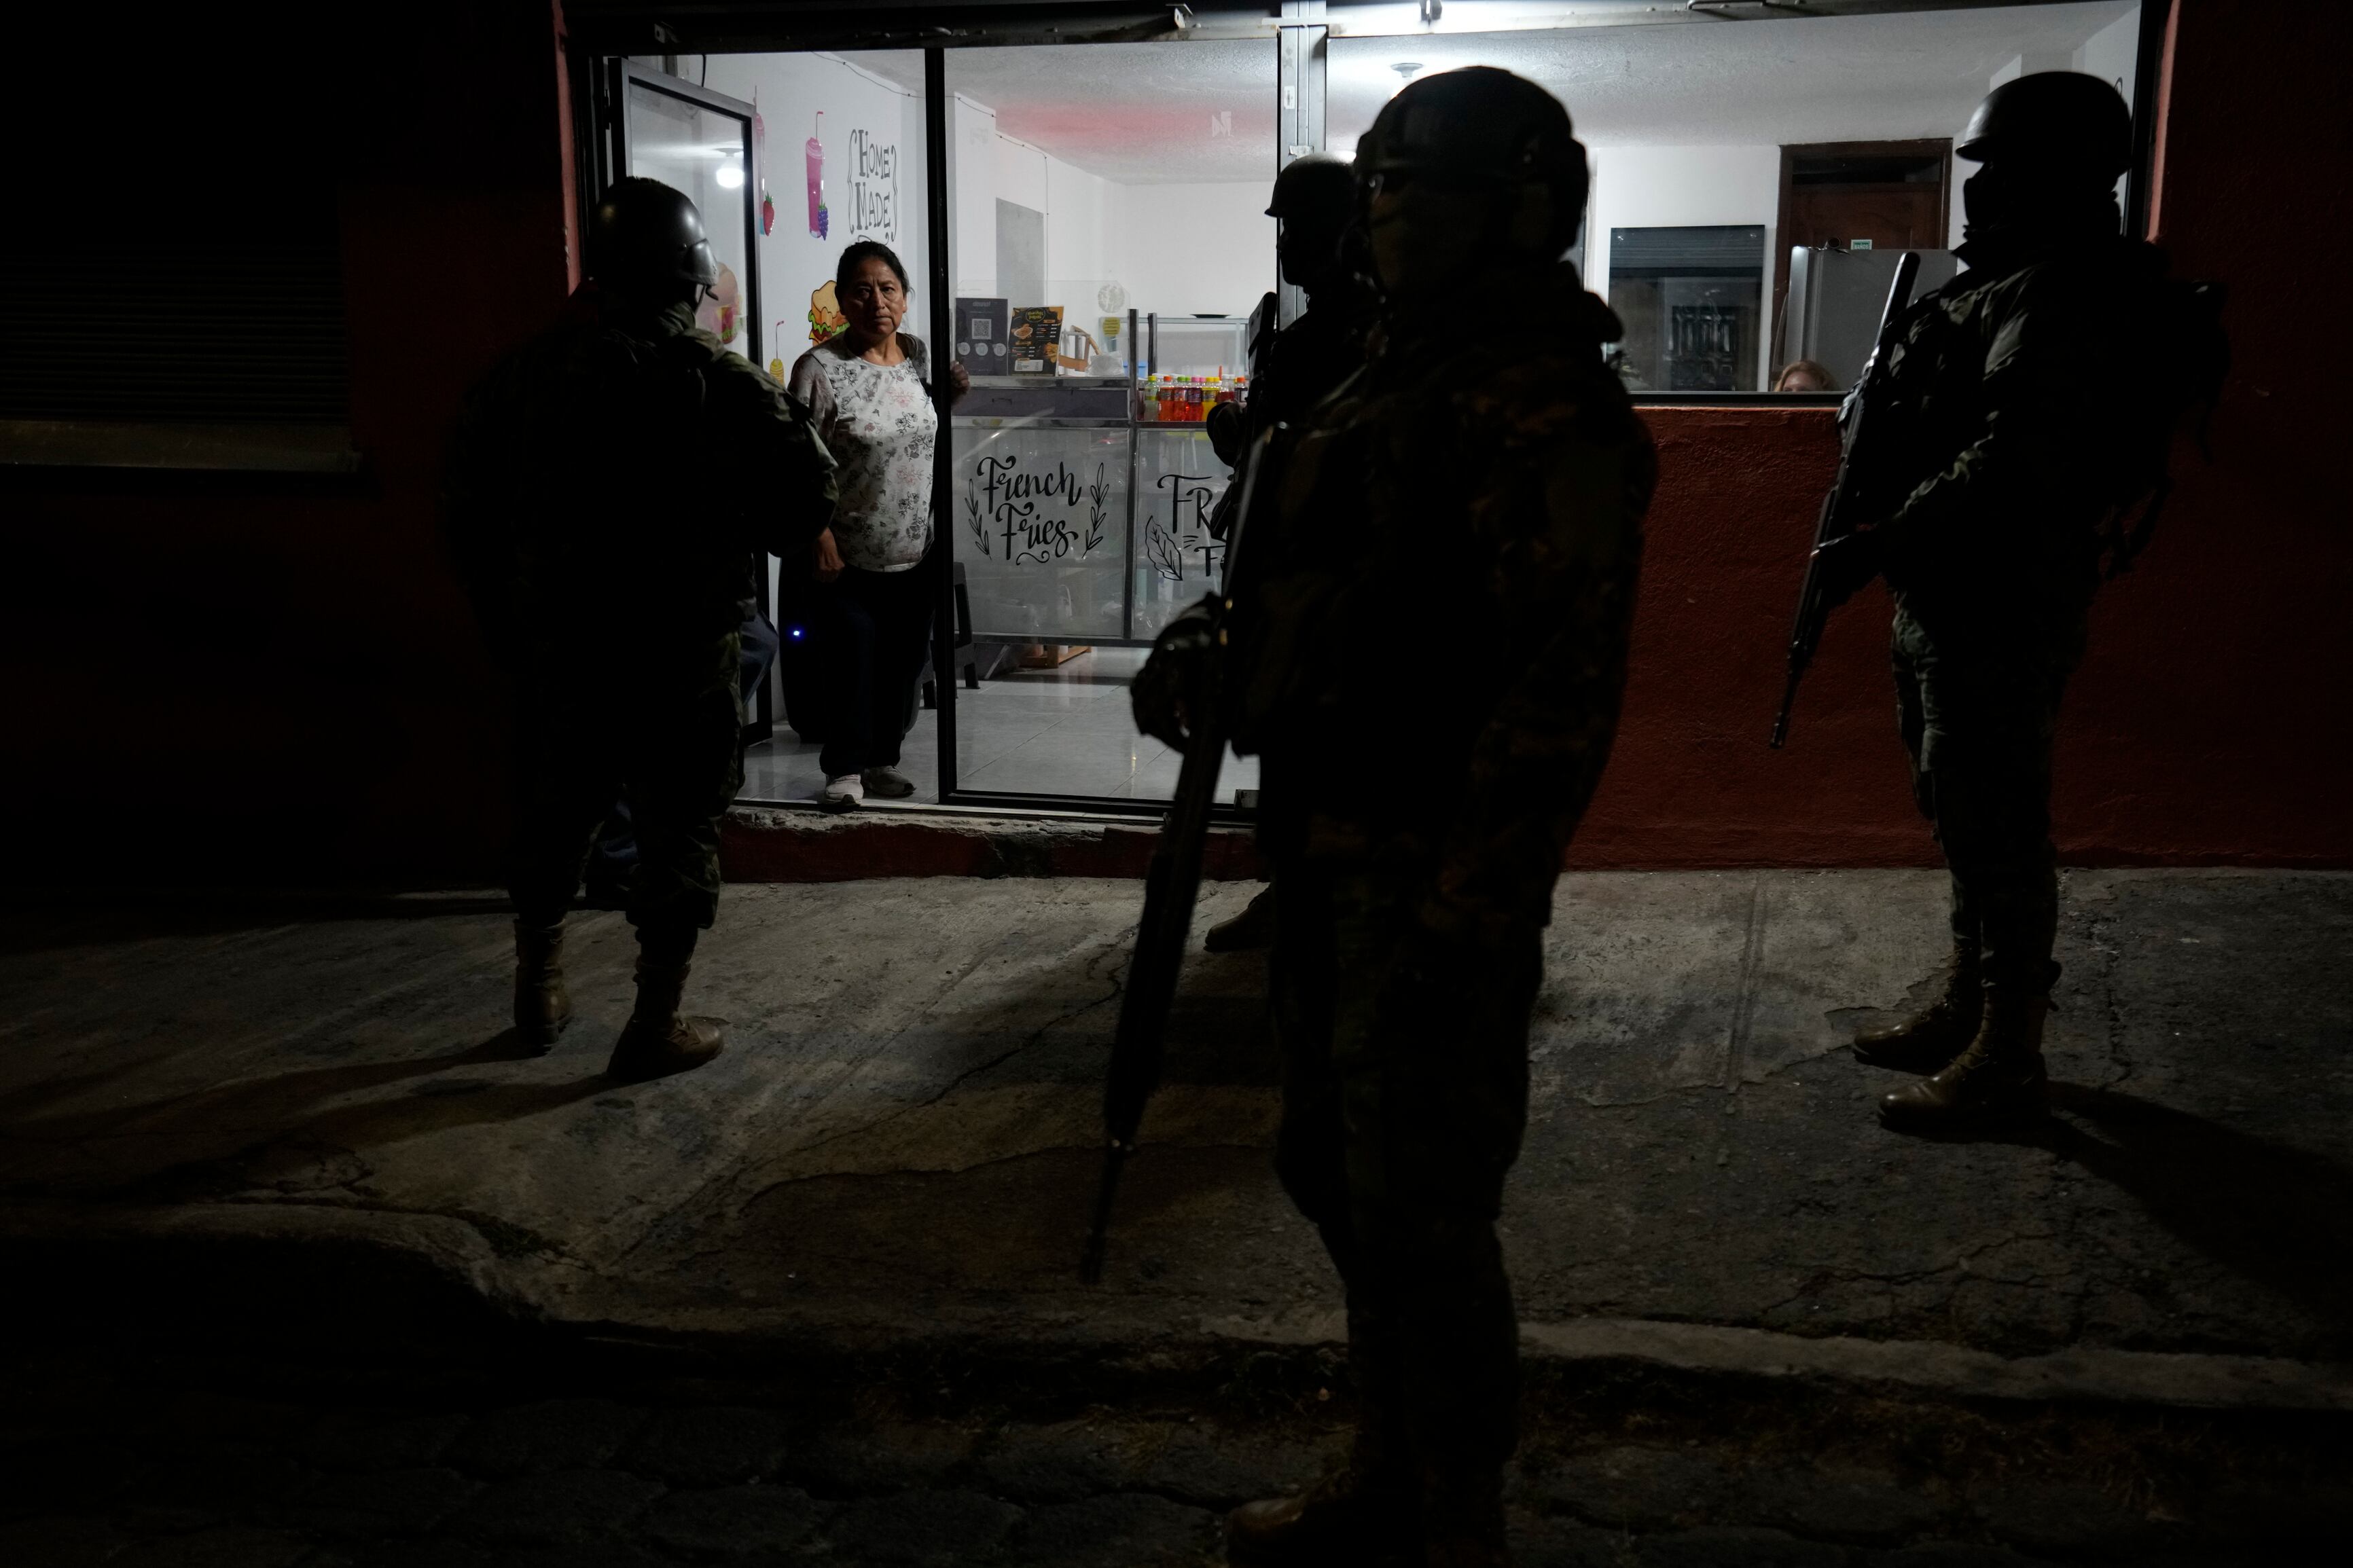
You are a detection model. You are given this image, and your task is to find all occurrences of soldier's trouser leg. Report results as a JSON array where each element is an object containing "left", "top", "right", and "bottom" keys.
[
  {"left": 1892, "top": 611, "right": 2084, "bottom": 992},
  {"left": 1894, "top": 632, "right": 1977, "bottom": 960},
  {"left": 509, "top": 673, "right": 624, "bottom": 930},
  {"left": 1271, "top": 862, "right": 1539, "bottom": 1489},
  {"left": 1270, "top": 870, "right": 1405, "bottom": 1478},
  {"left": 619, "top": 635, "right": 745, "bottom": 960}
]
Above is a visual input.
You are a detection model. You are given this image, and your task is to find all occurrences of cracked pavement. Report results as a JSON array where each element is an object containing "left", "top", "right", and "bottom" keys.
[{"left": 2, "top": 869, "right": 2349, "bottom": 1366}]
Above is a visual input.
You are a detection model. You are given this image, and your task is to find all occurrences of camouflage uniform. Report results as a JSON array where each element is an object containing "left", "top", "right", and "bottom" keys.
[
  {"left": 1243, "top": 285, "right": 1372, "bottom": 440},
  {"left": 1230, "top": 261, "right": 1652, "bottom": 1485},
  {"left": 1869, "top": 232, "right": 2205, "bottom": 996},
  {"left": 447, "top": 289, "right": 836, "bottom": 941}
]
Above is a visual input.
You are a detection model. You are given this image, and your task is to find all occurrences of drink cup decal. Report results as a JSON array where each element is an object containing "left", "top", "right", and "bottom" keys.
[
  {"left": 806, "top": 111, "right": 829, "bottom": 240},
  {"left": 754, "top": 94, "right": 774, "bottom": 236}
]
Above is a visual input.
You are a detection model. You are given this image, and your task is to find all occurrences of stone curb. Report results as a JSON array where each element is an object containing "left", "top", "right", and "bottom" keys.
[
  {"left": 719, "top": 805, "right": 1263, "bottom": 882},
  {"left": 9, "top": 1201, "right": 2352, "bottom": 1417},
  {"left": 1516, "top": 1317, "right": 2353, "bottom": 1414}
]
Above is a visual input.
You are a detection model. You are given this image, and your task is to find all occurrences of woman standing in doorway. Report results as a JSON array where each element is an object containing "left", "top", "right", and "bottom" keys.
[{"left": 788, "top": 241, "right": 967, "bottom": 809}]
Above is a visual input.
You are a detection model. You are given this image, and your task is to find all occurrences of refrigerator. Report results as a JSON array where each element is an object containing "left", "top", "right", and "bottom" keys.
[{"left": 1779, "top": 247, "right": 1961, "bottom": 389}]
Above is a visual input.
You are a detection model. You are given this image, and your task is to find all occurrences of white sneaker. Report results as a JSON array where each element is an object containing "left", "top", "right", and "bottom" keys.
[
  {"left": 821, "top": 773, "right": 865, "bottom": 812},
  {"left": 862, "top": 766, "right": 917, "bottom": 799}
]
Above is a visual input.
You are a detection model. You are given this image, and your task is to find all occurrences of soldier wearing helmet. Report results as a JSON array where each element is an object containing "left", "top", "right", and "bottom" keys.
[
  {"left": 1146, "top": 149, "right": 1377, "bottom": 954},
  {"left": 1181, "top": 69, "right": 1653, "bottom": 1566},
  {"left": 445, "top": 177, "right": 837, "bottom": 1082},
  {"left": 1809, "top": 74, "right": 2226, "bottom": 1131}
]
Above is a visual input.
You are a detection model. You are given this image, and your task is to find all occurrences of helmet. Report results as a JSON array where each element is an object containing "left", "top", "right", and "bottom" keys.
[
  {"left": 1355, "top": 67, "right": 1589, "bottom": 223},
  {"left": 586, "top": 177, "right": 721, "bottom": 296},
  {"left": 1957, "top": 71, "right": 2132, "bottom": 177},
  {"left": 1267, "top": 151, "right": 1356, "bottom": 225}
]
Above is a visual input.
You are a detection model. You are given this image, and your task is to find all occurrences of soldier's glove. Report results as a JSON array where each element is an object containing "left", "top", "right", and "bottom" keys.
[
  {"left": 1811, "top": 529, "right": 1889, "bottom": 610},
  {"left": 1205, "top": 400, "right": 1246, "bottom": 468},
  {"left": 1131, "top": 596, "right": 1221, "bottom": 749}
]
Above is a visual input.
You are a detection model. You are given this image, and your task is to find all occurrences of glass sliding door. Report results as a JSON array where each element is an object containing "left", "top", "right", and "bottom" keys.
[
  {"left": 594, "top": 50, "right": 937, "bottom": 803},
  {"left": 613, "top": 63, "right": 761, "bottom": 369},
  {"left": 937, "top": 40, "right": 1277, "bottom": 809}
]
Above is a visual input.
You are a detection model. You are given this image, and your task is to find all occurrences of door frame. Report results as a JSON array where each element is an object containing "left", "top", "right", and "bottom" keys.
[
  {"left": 591, "top": 61, "right": 776, "bottom": 738},
  {"left": 603, "top": 60, "right": 766, "bottom": 376},
  {"left": 1770, "top": 137, "right": 1951, "bottom": 380}
]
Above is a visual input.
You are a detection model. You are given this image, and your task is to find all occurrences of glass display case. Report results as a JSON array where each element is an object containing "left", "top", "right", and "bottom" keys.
[{"left": 950, "top": 312, "right": 1249, "bottom": 647}]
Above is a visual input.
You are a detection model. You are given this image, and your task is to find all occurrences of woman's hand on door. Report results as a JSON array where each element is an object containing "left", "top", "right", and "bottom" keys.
[{"left": 812, "top": 528, "right": 846, "bottom": 583}]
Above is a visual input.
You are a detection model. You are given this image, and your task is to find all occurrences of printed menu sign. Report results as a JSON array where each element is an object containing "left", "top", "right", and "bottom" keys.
[
  {"left": 1006, "top": 306, "right": 1062, "bottom": 377},
  {"left": 955, "top": 297, "right": 1007, "bottom": 378}
]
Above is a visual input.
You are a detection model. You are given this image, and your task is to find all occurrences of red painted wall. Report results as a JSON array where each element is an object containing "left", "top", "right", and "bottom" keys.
[
  {"left": 1, "top": 0, "right": 2343, "bottom": 886},
  {"left": 2, "top": 3, "right": 571, "bottom": 887}
]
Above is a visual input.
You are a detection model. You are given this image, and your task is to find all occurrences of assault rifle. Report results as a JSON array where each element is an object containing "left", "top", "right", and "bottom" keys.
[
  {"left": 1079, "top": 424, "right": 1280, "bottom": 1286},
  {"left": 1770, "top": 249, "right": 1921, "bottom": 750}
]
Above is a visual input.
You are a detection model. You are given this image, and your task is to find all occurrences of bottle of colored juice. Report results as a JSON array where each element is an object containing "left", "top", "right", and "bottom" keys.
[{"left": 1139, "top": 378, "right": 1157, "bottom": 423}]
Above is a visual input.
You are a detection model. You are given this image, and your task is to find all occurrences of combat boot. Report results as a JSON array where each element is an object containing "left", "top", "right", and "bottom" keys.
[
  {"left": 1226, "top": 1475, "right": 1418, "bottom": 1566},
  {"left": 1853, "top": 945, "right": 1981, "bottom": 1073},
  {"left": 513, "top": 920, "right": 573, "bottom": 1051},
  {"left": 1204, "top": 884, "right": 1277, "bottom": 953},
  {"left": 605, "top": 955, "right": 724, "bottom": 1082},
  {"left": 1420, "top": 1465, "right": 1510, "bottom": 1568},
  {"left": 1878, "top": 989, "right": 2050, "bottom": 1132},
  {"left": 1227, "top": 1423, "right": 1420, "bottom": 1567}
]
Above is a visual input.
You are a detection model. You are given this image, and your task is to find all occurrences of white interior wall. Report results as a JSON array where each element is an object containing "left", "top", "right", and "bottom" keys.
[
  {"left": 1044, "top": 154, "right": 1110, "bottom": 295},
  {"left": 993, "top": 130, "right": 1048, "bottom": 213},
  {"left": 952, "top": 94, "right": 999, "bottom": 298},
  {"left": 897, "top": 87, "right": 931, "bottom": 331},
  {"left": 702, "top": 52, "right": 925, "bottom": 377},
  {"left": 1107, "top": 183, "right": 1274, "bottom": 321},
  {"left": 2077, "top": 7, "right": 2140, "bottom": 101},
  {"left": 2079, "top": 5, "right": 2141, "bottom": 215},
  {"left": 946, "top": 96, "right": 1270, "bottom": 332}
]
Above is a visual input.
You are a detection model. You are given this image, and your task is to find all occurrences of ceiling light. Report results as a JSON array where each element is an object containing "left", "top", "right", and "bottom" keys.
[
  {"left": 1390, "top": 61, "right": 1424, "bottom": 98},
  {"left": 715, "top": 156, "right": 744, "bottom": 189}
]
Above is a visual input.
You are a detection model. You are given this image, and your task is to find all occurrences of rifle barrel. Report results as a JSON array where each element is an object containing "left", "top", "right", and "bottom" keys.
[
  {"left": 1081, "top": 425, "right": 1282, "bottom": 1282},
  {"left": 1767, "top": 250, "right": 1922, "bottom": 748}
]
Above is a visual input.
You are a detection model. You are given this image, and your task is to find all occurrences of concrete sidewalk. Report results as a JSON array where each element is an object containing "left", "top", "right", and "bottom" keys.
[{"left": 2, "top": 869, "right": 2349, "bottom": 1406}]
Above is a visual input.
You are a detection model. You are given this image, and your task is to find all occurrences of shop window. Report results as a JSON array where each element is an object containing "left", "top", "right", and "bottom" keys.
[
  {"left": 584, "top": 0, "right": 2155, "bottom": 814},
  {"left": 624, "top": 47, "right": 933, "bottom": 803},
  {"left": 1603, "top": 226, "right": 1765, "bottom": 394},
  {"left": 929, "top": 39, "right": 1274, "bottom": 808},
  {"left": 1324, "top": 0, "right": 2149, "bottom": 399}
]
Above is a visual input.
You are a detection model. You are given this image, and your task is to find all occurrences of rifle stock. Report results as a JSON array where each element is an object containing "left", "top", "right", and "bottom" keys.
[
  {"left": 1770, "top": 250, "right": 1920, "bottom": 750},
  {"left": 1081, "top": 424, "right": 1281, "bottom": 1285}
]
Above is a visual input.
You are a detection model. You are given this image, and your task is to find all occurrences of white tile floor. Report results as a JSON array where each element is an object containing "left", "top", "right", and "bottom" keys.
[{"left": 738, "top": 646, "right": 1261, "bottom": 809}]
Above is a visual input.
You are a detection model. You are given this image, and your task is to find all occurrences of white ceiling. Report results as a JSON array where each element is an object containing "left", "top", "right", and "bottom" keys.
[
  {"left": 843, "top": 1, "right": 2136, "bottom": 183},
  {"left": 842, "top": 40, "right": 1277, "bottom": 185},
  {"left": 1328, "top": 1, "right": 2137, "bottom": 152}
]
